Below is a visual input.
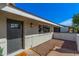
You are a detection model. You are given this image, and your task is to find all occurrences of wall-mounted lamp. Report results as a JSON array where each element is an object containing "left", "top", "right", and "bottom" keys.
[{"left": 30, "top": 23, "right": 33, "bottom": 28}]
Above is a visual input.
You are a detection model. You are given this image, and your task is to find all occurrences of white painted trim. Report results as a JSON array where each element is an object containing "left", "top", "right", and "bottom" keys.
[
  {"left": 1, "top": 6, "right": 61, "bottom": 27},
  {"left": 25, "top": 32, "right": 53, "bottom": 37}
]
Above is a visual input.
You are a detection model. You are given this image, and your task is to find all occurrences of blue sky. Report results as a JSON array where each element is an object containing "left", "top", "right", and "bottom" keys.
[{"left": 16, "top": 3, "right": 79, "bottom": 25}]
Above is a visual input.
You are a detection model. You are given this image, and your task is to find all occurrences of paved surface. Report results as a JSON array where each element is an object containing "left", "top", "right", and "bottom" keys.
[
  {"left": 27, "top": 48, "right": 79, "bottom": 56},
  {"left": 26, "top": 39, "right": 79, "bottom": 56},
  {"left": 47, "top": 48, "right": 79, "bottom": 56}
]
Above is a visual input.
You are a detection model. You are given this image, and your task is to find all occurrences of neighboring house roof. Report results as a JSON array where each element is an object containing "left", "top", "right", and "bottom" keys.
[
  {"left": 60, "top": 18, "right": 73, "bottom": 27},
  {"left": 0, "top": 4, "right": 61, "bottom": 27}
]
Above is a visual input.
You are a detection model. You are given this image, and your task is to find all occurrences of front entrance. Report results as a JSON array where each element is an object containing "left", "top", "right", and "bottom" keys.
[{"left": 7, "top": 19, "right": 23, "bottom": 54}]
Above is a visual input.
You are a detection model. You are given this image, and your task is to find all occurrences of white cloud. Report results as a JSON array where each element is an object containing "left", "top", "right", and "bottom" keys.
[{"left": 60, "top": 18, "right": 73, "bottom": 26}]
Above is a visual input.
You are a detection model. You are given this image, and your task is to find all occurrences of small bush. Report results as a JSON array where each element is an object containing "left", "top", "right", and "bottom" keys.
[{"left": 0, "top": 47, "right": 3, "bottom": 56}]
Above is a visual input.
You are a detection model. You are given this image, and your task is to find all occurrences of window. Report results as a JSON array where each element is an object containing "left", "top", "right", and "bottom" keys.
[
  {"left": 38, "top": 25, "right": 50, "bottom": 33},
  {"left": 38, "top": 25, "right": 42, "bottom": 33},
  {"left": 10, "top": 23, "right": 20, "bottom": 29},
  {"left": 54, "top": 27, "right": 60, "bottom": 32},
  {"left": 43, "top": 25, "right": 50, "bottom": 33}
]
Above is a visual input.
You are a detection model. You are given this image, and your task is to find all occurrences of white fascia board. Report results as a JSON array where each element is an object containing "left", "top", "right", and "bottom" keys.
[{"left": 1, "top": 6, "right": 60, "bottom": 27}]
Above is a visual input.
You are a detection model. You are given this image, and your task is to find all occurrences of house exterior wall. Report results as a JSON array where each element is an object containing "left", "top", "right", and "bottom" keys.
[
  {"left": 6, "top": 12, "right": 41, "bottom": 35},
  {"left": 22, "top": 18, "right": 54, "bottom": 49},
  {"left": 0, "top": 14, "right": 7, "bottom": 55},
  {"left": 0, "top": 12, "right": 54, "bottom": 55},
  {"left": 24, "top": 20, "right": 39, "bottom": 35}
]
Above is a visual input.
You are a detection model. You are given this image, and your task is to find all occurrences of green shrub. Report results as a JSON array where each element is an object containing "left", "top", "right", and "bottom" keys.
[{"left": 0, "top": 47, "right": 3, "bottom": 56}]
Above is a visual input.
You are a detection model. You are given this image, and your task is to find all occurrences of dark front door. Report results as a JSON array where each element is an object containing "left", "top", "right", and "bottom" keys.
[{"left": 7, "top": 19, "right": 23, "bottom": 54}]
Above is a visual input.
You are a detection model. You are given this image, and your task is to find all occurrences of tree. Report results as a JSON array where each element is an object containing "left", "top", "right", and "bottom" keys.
[{"left": 72, "top": 13, "right": 79, "bottom": 33}]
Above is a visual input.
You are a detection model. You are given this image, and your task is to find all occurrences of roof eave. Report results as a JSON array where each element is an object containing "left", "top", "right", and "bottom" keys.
[{"left": 1, "top": 6, "right": 61, "bottom": 27}]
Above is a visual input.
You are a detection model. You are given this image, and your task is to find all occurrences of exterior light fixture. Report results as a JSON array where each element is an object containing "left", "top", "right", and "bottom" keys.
[{"left": 30, "top": 23, "right": 33, "bottom": 28}]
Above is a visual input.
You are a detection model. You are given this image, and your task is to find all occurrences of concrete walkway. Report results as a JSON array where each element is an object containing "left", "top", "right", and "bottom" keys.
[
  {"left": 26, "top": 48, "right": 79, "bottom": 56},
  {"left": 28, "top": 39, "right": 79, "bottom": 56},
  {"left": 17, "top": 39, "right": 79, "bottom": 56}
]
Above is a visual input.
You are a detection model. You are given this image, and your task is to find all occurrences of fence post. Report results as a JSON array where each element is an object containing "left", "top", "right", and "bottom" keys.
[{"left": 76, "top": 34, "right": 79, "bottom": 52}]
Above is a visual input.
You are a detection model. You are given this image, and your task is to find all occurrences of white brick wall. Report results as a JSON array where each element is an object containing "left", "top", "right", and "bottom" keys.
[
  {"left": 24, "top": 32, "right": 53, "bottom": 49},
  {"left": 54, "top": 32, "right": 76, "bottom": 41}
]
